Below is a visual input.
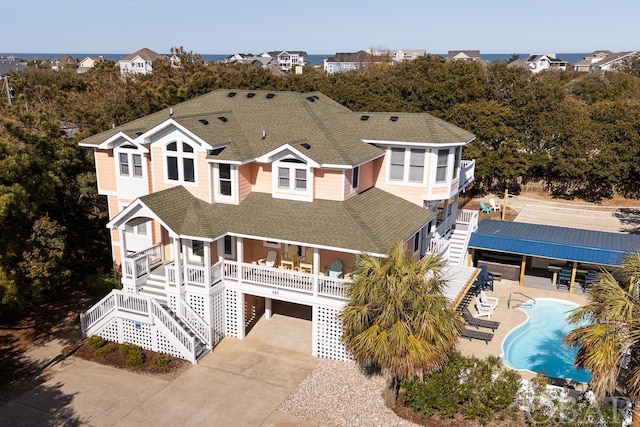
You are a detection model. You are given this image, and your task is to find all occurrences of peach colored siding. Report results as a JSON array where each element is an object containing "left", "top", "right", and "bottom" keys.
[
  {"left": 359, "top": 161, "right": 376, "bottom": 191},
  {"left": 318, "top": 249, "right": 356, "bottom": 275},
  {"left": 314, "top": 169, "right": 343, "bottom": 201},
  {"left": 373, "top": 149, "right": 428, "bottom": 206},
  {"left": 251, "top": 163, "right": 272, "bottom": 193},
  {"left": 95, "top": 150, "right": 117, "bottom": 193},
  {"left": 238, "top": 164, "right": 252, "bottom": 203},
  {"left": 150, "top": 147, "right": 210, "bottom": 202},
  {"left": 108, "top": 195, "right": 121, "bottom": 220}
]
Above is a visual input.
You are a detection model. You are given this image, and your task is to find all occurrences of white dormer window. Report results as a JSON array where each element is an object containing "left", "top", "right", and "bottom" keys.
[
  {"left": 273, "top": 157, "right": 312, "bottom": 201},
  {"left": 214, "top": 163, "right": 237, "bottom": 203},
  {"left": 436, "top": 149, "right": 449, "bottom": 183},
  {"left": 116, "top": 145, "right": 143, "bottom": 178},
  {"left": 165, "top": 141, "right": 196, "bottom": 184}
]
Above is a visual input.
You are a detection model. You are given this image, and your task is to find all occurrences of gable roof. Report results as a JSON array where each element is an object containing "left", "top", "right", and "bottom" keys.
[
  {"left": 121, "top": 48, "right": 165, "bottom": 62},
  {"left": 136, "top": 185, "right": 435, "bottom": 255},
  {"left": 447, "top": 50, "right": 481, "bottom": 60},
  {"left": 79, "top": 89, "right": 475, "bottom": 167},
  {"left": 469, "top": 220, "right": 640, "bottom": 266}
]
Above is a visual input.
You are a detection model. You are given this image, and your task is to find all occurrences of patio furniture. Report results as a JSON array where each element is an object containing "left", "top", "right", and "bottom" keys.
[
  {"left": 557, "top": 267, "right": 572, "bottom": 290},
  {"left": 480, "top": 290, "right": 499, "bottom": 309},
  {"left": 581, "top": 270, "right": 599, "bottom": 292},
  {"left": 258, "top": 250, "right": 277, "bottom": 268},
  {"left": 328, "top": 260, "right": 343, "bottom": 278},
  {"left": 462, "top": 306, "right": 500, "bottom": 331},
  {"left": 299, "top": 247, "right": 313, "bottom": 273},
  {"left": 489, "top": 198, "right": 501, "bottom": 212},
  {"left": 479, "top": 201, "right": 492, "bottom": 214},
  {"left": 461, "top": 328, "right": 493, "bottom": 344},
  {"left": 280, "top": 245, "right": 298, "bottom": 269},
  {"left": 474, "top": 296, "right": 495, "bottom": 318},
  {"left": 477, "top": 264, "right": 494, "bottom": 291}
]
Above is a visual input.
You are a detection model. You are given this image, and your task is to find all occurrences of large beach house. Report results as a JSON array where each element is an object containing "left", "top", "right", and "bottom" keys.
[{"left": 78, "top": 89, "right": 479, "bottom": 363}]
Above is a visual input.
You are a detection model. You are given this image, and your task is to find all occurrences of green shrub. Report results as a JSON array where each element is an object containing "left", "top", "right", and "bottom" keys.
[
  {"left": 118, "top": 343, "right": 144, "bottom": 366},
  {"left": 86, "top": 335, "right": 106, "bottom": 349},
  {"left": 400, "top": 353, "right": 521, "bottom": 425},
  {"left": 94, "top": 342, "right": 117, "bottom": 357},
  {"left": 150, "top": 353, "right": 171, "bottom": 366}
]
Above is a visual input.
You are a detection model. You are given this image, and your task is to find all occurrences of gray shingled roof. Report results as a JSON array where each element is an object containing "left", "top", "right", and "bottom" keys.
[
  {"left": 138, "top": 185, "right": 434, "bottom": 254},
  {"left": 80, "top": 89, "right": 475, "bottom": 167}
]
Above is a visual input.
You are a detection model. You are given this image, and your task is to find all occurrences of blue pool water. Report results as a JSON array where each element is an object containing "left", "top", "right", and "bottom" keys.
[{"left": 501, "top": 298, "right": 592, "bottom": 383}]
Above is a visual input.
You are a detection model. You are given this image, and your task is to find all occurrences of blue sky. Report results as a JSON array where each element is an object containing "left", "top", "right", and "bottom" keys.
[{"left": 4, "top": 0, "right": 639, "bottom": 54}]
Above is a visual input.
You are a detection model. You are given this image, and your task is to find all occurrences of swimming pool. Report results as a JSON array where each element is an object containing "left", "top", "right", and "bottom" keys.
[{"left": 501, "top": 298, "right": 592, "bottom": 383}]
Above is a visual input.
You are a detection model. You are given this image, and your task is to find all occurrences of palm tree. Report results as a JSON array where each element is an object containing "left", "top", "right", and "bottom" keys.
[
  {"left": 340, "top": 241, "right": 464, "bottom": 406},
  {"left": 564, "top": 251, "right": 640, "bottom": 426}
]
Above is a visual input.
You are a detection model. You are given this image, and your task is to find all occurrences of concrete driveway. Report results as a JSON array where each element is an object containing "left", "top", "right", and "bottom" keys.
[{"left": 0, "top": 313, "right": 322, "bottom": 426}]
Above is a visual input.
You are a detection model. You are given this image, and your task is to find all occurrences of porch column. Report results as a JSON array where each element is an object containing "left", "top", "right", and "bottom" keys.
[
  {"left": 237, "top": 291, "right": 245, "bottom": 339},
  {"left": 172, "top": 237, "right": 183, "bottom": 286},
  {"left": 118, "top": 228, "right": 135, "bottom": 293},
  {"left": 203, "top": 242, "right": 211, "bottom": 288},
  {"left": 519, "top": 255, "right": 526, "bottom": 286},
  {"left": 312, "top": 248, "right": 320, "bottom": 297},
  {"left": 569, "top": 261, "right": 578, "bottom": 293},
  {"left": 167, "top": 236, "right": 183, "bottom": 312},
  {"left": 236, "top": 237, "right": 244, "bottom": 282},
  {"left": 265, "top": 298, "right": 272, "bottom": 319}
]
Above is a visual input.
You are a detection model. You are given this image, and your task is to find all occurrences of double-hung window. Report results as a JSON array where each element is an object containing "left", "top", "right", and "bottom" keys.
[
  {"left": 278, "top": 159, "right": 307, "bottom": 191},
  {"left": 118, "top": 150, "right": 143, "bottom": 178},
  {"left": 436, "top": 149, "right": 449, "bottom": 183},
  {"left": 219, "top": 164, "right": 232, "bottom": 196},
  {"left": 389, "top": 147, "right": 426, "bottom": 183},
  {"left": 166, "top": 141, "right": 196, "bottom": 183}
]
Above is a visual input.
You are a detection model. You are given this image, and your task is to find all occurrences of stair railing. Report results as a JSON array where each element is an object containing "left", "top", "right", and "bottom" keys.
[
  {"left": 179, "top": 300, "right": 211, "bottom": 347},
  {"left": 507, "top": 292, "right": 536, "bottom": 309},
  {"left": 151, "top": 299, "right": 196, "bottom": 363}
]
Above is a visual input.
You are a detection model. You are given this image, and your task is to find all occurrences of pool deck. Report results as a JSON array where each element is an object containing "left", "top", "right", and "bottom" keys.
[{"left": 457, "top": 278, "right": 588, "bottom": 389}]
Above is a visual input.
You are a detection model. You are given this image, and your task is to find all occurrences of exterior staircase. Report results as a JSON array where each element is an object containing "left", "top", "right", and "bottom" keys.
[
  {"left": 161, "top": 304, "right": 209, "bottom": 361},
  {"left": 139, "top": 272, "right": 167, "bottom": 305},
  {"left": 448, "top": 227, "right": 470, "bottom": 266}
]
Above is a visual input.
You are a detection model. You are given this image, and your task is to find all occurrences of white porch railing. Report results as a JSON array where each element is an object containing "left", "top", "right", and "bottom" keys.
[
  {"left": 151, "top": 299, "right": 197, "bottom": 363},
  {"left": 435, "top": 213, "right": 457, "bottom": 238},
  {"left": 222, "top": 261, "right": 349, "bottom": 300},
  {"left": 427, "top": 239, "right": 451, "bottom": 260},
  {"left": 459, "top": 159, "right": 475, "bottom": 190},
  {"left": 179, "top": 301, "right": 211, "bottom": 347},
  {"left": 457, "top": 209, "right": 479, "bottom": 232},
  {"left": 123, "top": 243, "right": 163, "bottom": 286}
]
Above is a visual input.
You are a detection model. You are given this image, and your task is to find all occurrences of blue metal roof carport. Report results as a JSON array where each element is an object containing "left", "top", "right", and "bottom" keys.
[{"left": 469, "top": 220, "right": 640, "bottom": 267}]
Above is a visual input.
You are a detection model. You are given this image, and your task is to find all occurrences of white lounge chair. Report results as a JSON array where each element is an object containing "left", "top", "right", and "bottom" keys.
[
  {"left": 480, "top": 290, "right": 499, "bottom": 309},
  {"left": 474, "top": 296, "right": 495, "bottom": 318},
  {"left": 489, "top": 198, "right": 501, "bottom": 212},
  {"left": 258, "top": 250, "right": 277, "bottom": 268}
]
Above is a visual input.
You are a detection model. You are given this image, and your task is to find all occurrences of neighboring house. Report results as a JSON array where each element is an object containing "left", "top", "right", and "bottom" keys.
[
  {"left": 0, "top": 56, "right": 27, "bottom": 76},
  {"left": 507, "top": 53, "right": 568, "bottom": 73},
  {"left": 324, "top": 51, "right": 387, "bottom": 74},
  {"left": 259, "top": 50, "right": 307, "bottom": 72},
  {"left": 78, "top": 89, "right": 478, "bottom": 363},
  {"left": 226, "top": 53, "right": 280, "bottom": 70},
  {"left": 76, "top": 56, "right": 103, "bottom": 73},
  {"left": 225, "top": 53, "right": 255, "bottom": 63},
  {"left": 588, "top": 51, "right": 639, "bottom": 72},
  {"left": 572, "top": 50, "right": 612, "bottom": 72},
  {"left": 447, "top": 50, "right": 482, "bottom": 61},
  {"left": 51, "top": 55, "right": 77, "bottom": 71},
  {"left": 368, "top": 48, "right": 426, "bottom": 63},
  {"left": 118, "top": 48, "right": 165, "bottom": 77}
]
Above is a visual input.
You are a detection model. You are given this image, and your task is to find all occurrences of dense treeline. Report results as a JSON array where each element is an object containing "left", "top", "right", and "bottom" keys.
[{"left": 1, "top": 48, "right": 639, "bottom": 312}]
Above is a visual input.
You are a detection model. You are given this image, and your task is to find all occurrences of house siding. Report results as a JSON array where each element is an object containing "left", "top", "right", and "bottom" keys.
[
  {"left": 238, "top": 164, "right": 252, "bottom": 203},
  {"left": 373, "top": 152, "right": 428, "bottom": 206},
  {"left": 95, "top": 150, "right": 117, "bottom": 194},
  {"left": 251, "top": 163, "right": 272, "bottom": 193},
  {"left": 314, "top": 169, "right": 343, "bottom": 201},
  {"left": 150, "top": 147, "right": 210, "bottom": 202}
]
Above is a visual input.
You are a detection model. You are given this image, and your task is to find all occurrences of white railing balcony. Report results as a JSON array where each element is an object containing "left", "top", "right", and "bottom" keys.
[
  {"left": 457, "top": 209, "right": 479, "bottom": 232},
  {"left": 123, "top": 244, "right": 163, "bottom": 287},
  {"left": 459, "top": 159, "right": 475, "bottom": 190},
  {"left": 223, "top": 261, "right": 349, "bottom": 300},
  {"left": 436, "top": 213, "right": 457, "bottom": 237}
]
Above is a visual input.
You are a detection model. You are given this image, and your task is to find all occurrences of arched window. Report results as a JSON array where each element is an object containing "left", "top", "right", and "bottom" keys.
[{"left": 166, "top": 141, "right": 196, "bottom": 183}]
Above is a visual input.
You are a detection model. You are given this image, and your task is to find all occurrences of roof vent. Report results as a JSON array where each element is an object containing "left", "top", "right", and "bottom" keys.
[
  {"left": 199, "top": 119, "right": 209, "bottom": 125},
  {"left": 228, "top": 92, "right": 236, "bottom": 97},
  {"left": 247, "top": 92, "right": 255, "bottom": 98},
  {"left": 390, "top": 116, "right": 398, "bottom": 122},
  {"left": 301, "top": 142, "right": 311, "bottom": 150},
  {"left": 208, "top": 147, "right": 225, "bottom": 156},
  {"left": 306, "top": 96, "right": 316, "bottom": 102},
  {"left": 218, "top": 116, "right": 228, "bottom": 122},
  {"left": 266, "top": 93, "right": 275, "bottom": 99},
  {"left": 262, "top": 130, "right": 266, "bottom": 140},
  {"left": 360, "top": 115, "right": 369, "bottom": 121},
  {"left": 135, "top": 131, "right": 143, "bottom": 136}
]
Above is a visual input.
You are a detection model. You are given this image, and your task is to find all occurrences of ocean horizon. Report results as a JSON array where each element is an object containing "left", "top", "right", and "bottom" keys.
[{"left": 2, "top": 52, "right": 589, "bottom": 66}]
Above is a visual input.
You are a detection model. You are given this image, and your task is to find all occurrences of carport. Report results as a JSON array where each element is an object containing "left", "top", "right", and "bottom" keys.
[{"left": 468, "top": 220, "right": 640, "bottom": 293}]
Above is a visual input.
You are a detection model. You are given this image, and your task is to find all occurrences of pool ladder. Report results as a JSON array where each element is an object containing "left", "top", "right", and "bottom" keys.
[{"left": 507, "top": 292, "right": 536, "bottom": 309}]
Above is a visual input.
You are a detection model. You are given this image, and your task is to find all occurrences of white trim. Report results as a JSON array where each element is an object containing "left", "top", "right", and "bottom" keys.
[
  {"left": 163, "top": 140, "right": 198, "bottom": 187},
  {"left": 138, "top": 118, "right": 214, "bottom": 150},
  {"left": 107, "top": 199, "right": 179, "bottom": 238},
  {"left": 362, "top": 138, "right": 474, "bottom": 147},
  {"left": 256, "top": 143, "right": 320, "bottom": 168},
  {"left": 272, "top": 157, "right": 313, "bottom": 202},
  {"left": 385, "top": 146, "right": 427, "bottom": 187},
  {"left": 213, "top": 163, "right": 238, "bottom": 204}
]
